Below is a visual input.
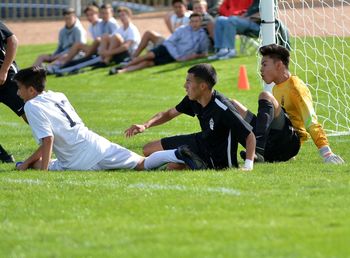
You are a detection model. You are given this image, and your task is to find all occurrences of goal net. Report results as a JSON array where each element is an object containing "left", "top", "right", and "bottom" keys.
[{"left": 274, "top": 0, "right": 350, "bottom": 135}]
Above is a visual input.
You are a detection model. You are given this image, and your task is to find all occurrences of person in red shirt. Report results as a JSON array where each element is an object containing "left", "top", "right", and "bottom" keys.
[{"left": 218, "top": 0, "right": 252, "bottom": 17}]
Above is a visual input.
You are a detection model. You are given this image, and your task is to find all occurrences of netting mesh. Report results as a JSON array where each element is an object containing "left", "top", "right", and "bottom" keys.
[{"left": 275, "top": 0, "right": 350, "bottom": 135}]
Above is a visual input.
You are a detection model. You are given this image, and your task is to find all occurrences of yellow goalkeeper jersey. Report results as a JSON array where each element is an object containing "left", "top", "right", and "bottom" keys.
[{"left": 272, "top": 75, "right": 328, "bottom": 148}]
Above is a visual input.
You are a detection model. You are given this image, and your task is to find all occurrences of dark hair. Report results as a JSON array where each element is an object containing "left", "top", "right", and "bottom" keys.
[
  {"left": 187, "top": 63, "right": 217, "bottom": 89},
  {"left": 84, "top": 4, "right": 99, "bottom": 14},
  {"left": 172, "top": 0, "right": 186, "bottom": 6},
  {"left": 100, "top": 3, "right": 113, "bottom": 10},
  {"left": 189, "top": 13, "right": 203, "bottom": 20},
  {"left": 117, "top": 6, "right": 132, "bottom": 17},
  {"left": 63, "top": 7, "right": 75, "bottom": 16},
  {"left": 259, "top": 44, "right": 290, "bottom": 68},
  {"left": 14, "top": 66, "right": 46, "bottom": 92}
]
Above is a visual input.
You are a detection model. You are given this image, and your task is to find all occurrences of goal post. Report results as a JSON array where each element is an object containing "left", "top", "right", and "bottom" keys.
[{"left": 260, "top": 0, "right": 350, "bottom": 135}]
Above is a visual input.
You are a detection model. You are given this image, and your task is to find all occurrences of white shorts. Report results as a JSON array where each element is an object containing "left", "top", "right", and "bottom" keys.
[{"left": 48, "top": 143, "right": 143, "bottom": 171}]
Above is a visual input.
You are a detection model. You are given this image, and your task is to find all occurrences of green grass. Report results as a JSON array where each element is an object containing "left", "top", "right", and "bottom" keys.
[{"left": 1, "top": 42, "right": 350, "bottom": 257}]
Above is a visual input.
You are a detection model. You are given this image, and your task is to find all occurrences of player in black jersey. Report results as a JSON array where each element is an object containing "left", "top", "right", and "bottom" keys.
[
  {"left": 125, "top": 63, "right": 256, "bottom": 170},
  {"left": 0, "top": 21, "right": 26, "bottom": 163}
]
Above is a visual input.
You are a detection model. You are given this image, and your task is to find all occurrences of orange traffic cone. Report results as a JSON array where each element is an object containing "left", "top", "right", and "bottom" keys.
[{"left": 238, "top": 65, "right": 250, "bottom": 90}]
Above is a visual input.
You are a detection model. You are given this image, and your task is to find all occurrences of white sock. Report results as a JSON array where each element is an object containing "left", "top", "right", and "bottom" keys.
[{"left": 144, "top": 150, "right": 184, "bottom": 170}]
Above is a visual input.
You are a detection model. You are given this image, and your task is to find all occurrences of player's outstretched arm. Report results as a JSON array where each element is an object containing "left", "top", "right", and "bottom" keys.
[{"left": 125, "top": 108, "right": 181, "bottom": 137}]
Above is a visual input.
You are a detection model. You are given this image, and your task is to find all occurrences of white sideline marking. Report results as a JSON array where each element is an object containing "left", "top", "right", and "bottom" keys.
[
  {"left": 127, "top": 183, "right": 240, "bottom": 196},
  {"left": 2, "top": 179, "right": 240, "bottom": 196}
]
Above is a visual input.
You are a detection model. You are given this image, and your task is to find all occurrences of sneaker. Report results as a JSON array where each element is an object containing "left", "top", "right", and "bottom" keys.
[
  {"left": 109, "top": 66, "right": 122, "bottom": 75},
  {"left": 45, "top": 64, "right": 60, "bottom": 75},
  {"left": 208, "top": 48, "right": 228, "bottom": 60},
  {"left": 240, "top": 150, "right": 265, "bottom": 163},
  {"left": 218, "top": 49, "right": 236, "bottom": 60},
  {"left": 0, "top": 145, "right": 15, "bottom": 163},
  {"left": 175, "top": 145, "right": 207, "bottom": 170}
]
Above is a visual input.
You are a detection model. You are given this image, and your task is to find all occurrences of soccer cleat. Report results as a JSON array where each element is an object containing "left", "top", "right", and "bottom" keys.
[
  {"left": 0, "top": 145, "right": 15, "bottom": 163},
  {"left": 175, "top": 145, "right": 207, "bottom": 170},
  {"left": 239, "top": 150, "right": 265, "bottom": 163}
]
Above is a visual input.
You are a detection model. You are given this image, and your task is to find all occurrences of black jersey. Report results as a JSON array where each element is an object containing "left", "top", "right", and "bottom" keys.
[
  {"left": 0, "top": 21, "right": 18, "bottom": 74},
  {"left": 175, "top": 90, "right": 253, "bottom": 168}
]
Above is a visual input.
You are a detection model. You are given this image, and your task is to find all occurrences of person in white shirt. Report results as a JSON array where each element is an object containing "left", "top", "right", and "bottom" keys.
[
  {"left": 165, "top": 0, "right": 192, "bottom": 34},
  {"left": 14, "top": 67, "right": 207, "bottom": 171},
  {"left": 98, "top": 7, "right": 141, "bottom": 65}
]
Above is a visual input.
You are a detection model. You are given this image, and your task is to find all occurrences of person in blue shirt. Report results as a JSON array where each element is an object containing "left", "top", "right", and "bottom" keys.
[{"left": 110, "top": 13, "right": 209, "bottom": 75}]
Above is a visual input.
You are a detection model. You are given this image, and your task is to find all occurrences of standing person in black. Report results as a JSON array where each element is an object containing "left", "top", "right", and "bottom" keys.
[
  {"left": 0, "top": 21, "right": 26, "bottom": 163},
  {"left": 125, "top": 63, "right": 256, "bottom": 170}
]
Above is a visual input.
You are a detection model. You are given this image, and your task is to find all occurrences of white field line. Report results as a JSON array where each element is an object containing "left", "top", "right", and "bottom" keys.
[{"left": 2, "top": 178, "right": 240, "bottom": 196}]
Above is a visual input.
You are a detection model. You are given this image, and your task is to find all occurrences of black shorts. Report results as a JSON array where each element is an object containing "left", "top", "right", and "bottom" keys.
[
  {"left": 247, "top": 111, "right": 300, "bottom": 162},
  {"left": 112, "top": 50, "right": 130, "bottom": 64},
  {"left": 161, "top": 132, "right": 210, "bottom": 165},
  {"left": 161, "top": 132, "right": 239, "bottom": 169},
  {"left": 0, "top": 73, "right": 25, "bottom": 116},
  {"left": 150, "top": 45, "right": 175, "bottom": 66}
]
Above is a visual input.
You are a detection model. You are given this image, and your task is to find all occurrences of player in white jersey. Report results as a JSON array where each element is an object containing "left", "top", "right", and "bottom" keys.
[{"left": 14, "top": 67, "right": 206, "bottom": 171}]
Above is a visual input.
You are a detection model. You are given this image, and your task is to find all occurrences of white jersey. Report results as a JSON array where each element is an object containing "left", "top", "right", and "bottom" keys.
[
  {"left": 24, "top": 91, "right": 125, "bottom": 170},
  {"left": 116, "top": 22, "right": 141, "bottom": 55},
  {"left": 170, "top": 12, "right": 191, "bottom": 32}
]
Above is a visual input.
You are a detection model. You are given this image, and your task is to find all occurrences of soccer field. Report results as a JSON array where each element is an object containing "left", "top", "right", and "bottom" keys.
[{"left": 1, "top": 43, "right": 350, "bottom": 257}]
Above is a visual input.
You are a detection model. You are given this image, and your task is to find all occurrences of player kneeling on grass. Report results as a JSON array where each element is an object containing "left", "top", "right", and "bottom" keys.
[
  {"left": 125, "top": 63, "right": 256, "bottom": 170},
  {"left": 14, "top": 67, "right": 209, "bottom": 171},
  {"left": 238, "top": 44, "right": 344, "bottom": 164}
]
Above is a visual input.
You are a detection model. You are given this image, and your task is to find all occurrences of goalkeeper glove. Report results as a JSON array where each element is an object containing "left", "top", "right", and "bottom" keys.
[{"left": 319, "top": 146, "right": 345, "bottom": 164}]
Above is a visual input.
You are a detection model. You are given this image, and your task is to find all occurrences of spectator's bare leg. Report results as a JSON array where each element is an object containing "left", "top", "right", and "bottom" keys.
[{"left": 132, "top": 31, "right": 163, "bottom": 58}]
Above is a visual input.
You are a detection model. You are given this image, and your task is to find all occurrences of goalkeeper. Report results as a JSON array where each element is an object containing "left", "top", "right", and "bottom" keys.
[{"left": 239, "top": 44, "right": 344, "bottom": 164}]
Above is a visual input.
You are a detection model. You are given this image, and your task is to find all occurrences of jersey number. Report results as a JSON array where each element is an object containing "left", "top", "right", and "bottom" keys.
[{"left": 55, "top": 103, "right": 76, "bottom": 127}]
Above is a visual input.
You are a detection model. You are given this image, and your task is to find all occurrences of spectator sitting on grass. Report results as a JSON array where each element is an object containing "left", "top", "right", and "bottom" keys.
[
  {"left": 46, "top": 3, "right": 119, "bottom": 73},
  {"left": 208, "top": 0, "right": 259, "bottom": 60},
  {"left": 192, "top": 0, "right": 215, "bottom": 41},
  {"left": 109, "top": 13, "right": 209, "bottom": 75},
  {"left": 33, "top": 8, "right": 87, "bottom": 67},
  {"left": 95, "top": 7, "right": 140, "bottom": 67},
  {"left": 130, "top": 0, "right": 192, "bottom": 60}
]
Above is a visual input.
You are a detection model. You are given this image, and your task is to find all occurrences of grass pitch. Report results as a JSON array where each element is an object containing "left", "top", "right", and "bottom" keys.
[{"left": 0, "top": 43, "right": 350, "bottom": 257}]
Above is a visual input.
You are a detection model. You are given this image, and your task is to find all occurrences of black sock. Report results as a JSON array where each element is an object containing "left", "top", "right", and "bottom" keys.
[{"left": 255, "top": 99, "right": 275, "bottom": 155}]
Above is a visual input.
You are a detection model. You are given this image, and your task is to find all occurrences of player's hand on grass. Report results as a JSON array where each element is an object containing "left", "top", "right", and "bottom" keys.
[
  {"left": 319, "top": 146, "right": 345, "bottom": 164},
  {"left": 16, "top": 161, "right": 28, "bottom": 171},
  {"left": 324, "top": 154, "right": 345, "bottom": 164},
  {"left": 240, "top": 159, "right": 253, "bottom": 171},
  {"left": 124, "top": 124, "right": 146, "bottom": 137}
]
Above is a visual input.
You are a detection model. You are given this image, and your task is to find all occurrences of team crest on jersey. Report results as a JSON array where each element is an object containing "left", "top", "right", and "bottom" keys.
[{"left": 209, "top": 118, "right": 214, "bottom": 130}]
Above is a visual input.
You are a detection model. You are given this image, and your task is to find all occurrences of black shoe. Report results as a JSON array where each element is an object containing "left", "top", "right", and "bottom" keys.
[
  {"left": 175, "top": 145, "right": 207, "bottom": 170},
  {"left": 240, "top": 150, "right": 265, "bottom": 163},
  {"left": 0, "top": 145, "right": 15, "bottom": 163}
]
